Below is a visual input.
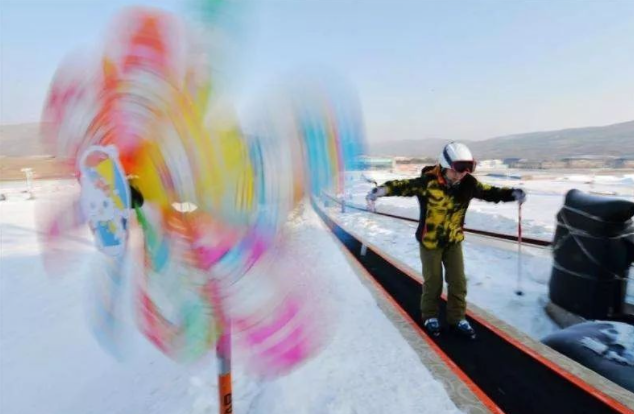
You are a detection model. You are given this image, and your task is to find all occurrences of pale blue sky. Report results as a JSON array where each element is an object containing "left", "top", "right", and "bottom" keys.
[{"left": 2, "top": 0, "right": 633, "bottom": 142}]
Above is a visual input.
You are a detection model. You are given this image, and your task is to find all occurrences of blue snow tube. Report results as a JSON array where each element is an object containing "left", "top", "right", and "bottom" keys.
[
  {"left": 549, "top": 189, "right": 634, "bottom": 319},
  {"left": 542, "top": 321, "right": 634, "bottom": 393}
]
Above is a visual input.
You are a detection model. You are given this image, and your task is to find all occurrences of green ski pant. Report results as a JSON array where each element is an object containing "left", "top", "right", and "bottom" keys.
[{"left": 419, "top": 242, "right": 467, "bottom": 325}]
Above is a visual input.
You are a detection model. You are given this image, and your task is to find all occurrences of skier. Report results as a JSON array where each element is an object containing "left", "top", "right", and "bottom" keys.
[{"left": 366, "top": 142, "right": 526, "bottom": 338}]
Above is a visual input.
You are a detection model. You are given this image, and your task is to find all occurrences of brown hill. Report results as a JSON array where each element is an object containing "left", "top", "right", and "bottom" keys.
[
  {"left": 368, "top": 120, "right": 634, "bottom": 160},
  {"left": 0, "top": 123, "right": 72, "bottom": 181},
  {"left": 2, "top": 119, "right": 634, "bottom": 180}
]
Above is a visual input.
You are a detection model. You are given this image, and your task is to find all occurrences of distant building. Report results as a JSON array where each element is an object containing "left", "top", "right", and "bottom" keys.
[
  {"left": 503, "top": 158, "right": 523, "bottom": 168},
  {"left": 488, "top": 154, "right": 634, "bottom": 170},
  {"left": 358, "top": 156, "right": 393, "bottom": 171},
  {"left": 561, "top": 155, "right": 616, "bottom": 169},
  {"left": 515, "top": 160, "right": 543, "bottom": 169},
  {"left": 606, "top": 156, "right": 634, "bottom": 168},
  {"left": 392, "top": 156, "right": 436, "bottom": 174},
  {"left": 477, "top": 159, "right": 507, "bottom": 170},
  {"left": 503, "top": 158, "right": 542, "bottom": 169},
  {"left": 540, "top": 160, "right": 567, "bottom": 169}
]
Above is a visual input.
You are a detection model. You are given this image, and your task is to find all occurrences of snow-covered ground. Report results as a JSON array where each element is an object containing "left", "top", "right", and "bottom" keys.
[
  {"left": 2, "top": 172, "right": 633, "bottom": 413},
  {"left": 1, "top": 180, "right": 462, "bottom": 414}
]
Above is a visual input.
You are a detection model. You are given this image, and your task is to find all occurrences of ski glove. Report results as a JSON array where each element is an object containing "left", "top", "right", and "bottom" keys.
[
  {"left": 512, "top": 188, "right": 526, "bottom": 204},
  {"left": 366, "top": 186, "right": 387, "bottom": 202}
]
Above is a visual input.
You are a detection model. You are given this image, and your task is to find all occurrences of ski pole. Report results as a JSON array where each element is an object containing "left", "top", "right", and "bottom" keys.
[{"left": 515, "top": 202, "right": 524, "bottom": 296}]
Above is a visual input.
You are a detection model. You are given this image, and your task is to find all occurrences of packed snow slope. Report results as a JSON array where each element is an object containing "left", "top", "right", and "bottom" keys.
[{"left": 1, "top": 180, "right": 462, "bottom": 414}]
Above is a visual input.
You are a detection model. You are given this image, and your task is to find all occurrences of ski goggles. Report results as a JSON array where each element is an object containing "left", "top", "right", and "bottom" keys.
[{"left": 450, "top": 160, "right": 476, "bottom": 173}]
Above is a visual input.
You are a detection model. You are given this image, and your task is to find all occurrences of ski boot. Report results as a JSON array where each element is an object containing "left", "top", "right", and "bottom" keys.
[
  {"left": 423, "top": 317, "right": 441, "bottom": 337},
  {"left": 450, "top": 319, "right": 476, "bottom": 340}
]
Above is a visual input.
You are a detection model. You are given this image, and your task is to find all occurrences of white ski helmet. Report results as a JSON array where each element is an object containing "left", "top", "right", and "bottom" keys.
[{"left": 438, "top": 142, "right": 476, "bottom": 173}]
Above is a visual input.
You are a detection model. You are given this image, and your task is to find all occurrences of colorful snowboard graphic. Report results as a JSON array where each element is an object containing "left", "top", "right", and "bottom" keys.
[{"left": 79, "top": 145, "right": 131, "bottom": 257}]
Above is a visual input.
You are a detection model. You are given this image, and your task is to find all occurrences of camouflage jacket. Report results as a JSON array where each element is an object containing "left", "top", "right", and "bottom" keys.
[{"left": 384, "top": 165, "right": 515, "bottom": 249}]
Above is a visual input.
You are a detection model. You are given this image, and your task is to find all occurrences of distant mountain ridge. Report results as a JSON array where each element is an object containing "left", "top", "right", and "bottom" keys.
[
  {"left": 2, "top": 120, "right": 634, "bottom": 161},
  {"left": 368, "top": 120, "right": 634, "bottom": 160}
]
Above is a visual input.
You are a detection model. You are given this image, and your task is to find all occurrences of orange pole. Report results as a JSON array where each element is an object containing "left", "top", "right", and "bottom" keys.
[{"left": 217, "top": 322, "right": 232, "bottom": 414}]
